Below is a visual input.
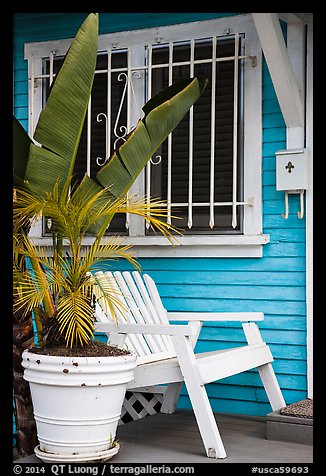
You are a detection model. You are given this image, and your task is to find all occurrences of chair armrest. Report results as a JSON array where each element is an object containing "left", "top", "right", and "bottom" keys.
[
  {"left": 94, "top": 322, "right": 197, "bottom": 337},
  {"left": 167, "top": 312, "right": 264, "bottom": 322}
]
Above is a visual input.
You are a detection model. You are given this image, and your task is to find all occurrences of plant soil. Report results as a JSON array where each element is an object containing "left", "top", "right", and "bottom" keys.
[{"left": 28, "top": 340, "right": 130, "bottom": 357}]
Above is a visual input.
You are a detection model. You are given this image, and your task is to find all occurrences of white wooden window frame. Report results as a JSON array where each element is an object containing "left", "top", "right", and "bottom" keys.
[{"left": 25, "top": 14, "right": 268, "bottom": 257}]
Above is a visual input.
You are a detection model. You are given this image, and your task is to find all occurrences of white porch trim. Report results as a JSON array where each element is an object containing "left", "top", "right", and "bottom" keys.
[
  {"left": 252, "top": 12, "right": 313, "bottom": 398},
  {"left": 251, "top": 13, "right": 304, "bottom": 134},
  {"left": 286, "top": 15, "right": 313, "bottom": 398},
  {"left": 277, "top": 13, "right": 312, "bottom": 24},
  {"left": 285, "top": 14, "right": 313, "bottom": 399},
  {"left": 28, "top": 233, "right": 270, "bottom": 258}
]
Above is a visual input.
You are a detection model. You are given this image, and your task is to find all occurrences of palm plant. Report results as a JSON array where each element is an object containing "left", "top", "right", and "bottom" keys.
[
  {"left": 13, "top": 12, "right": 207, "bottom": 350},
  {"left": 13, "top": 179, "right": 180, "bottom": 348}
]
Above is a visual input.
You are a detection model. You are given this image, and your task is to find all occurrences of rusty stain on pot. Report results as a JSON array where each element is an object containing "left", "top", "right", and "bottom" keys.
[
  {"left": 73, "top": 362, "right": 79, "bottom": 367},
  {"left": 81, "top": 383, "right": 86, "bottom": 387},
  {"left": 36, "top": 360, "right": 41, "bottom": 364},
  {"left": 63, "top": 369, "right": 69, "bottom": 373}
]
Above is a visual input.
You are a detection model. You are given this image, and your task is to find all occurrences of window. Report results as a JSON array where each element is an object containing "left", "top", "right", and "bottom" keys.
[{"left": 25, "top": 15, "right": 268, "bottom": 256}]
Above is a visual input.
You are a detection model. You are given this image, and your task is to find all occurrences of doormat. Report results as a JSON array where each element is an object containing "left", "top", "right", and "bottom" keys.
[{"left": 280, "top": 398, "right": 313, "bottom": 419}]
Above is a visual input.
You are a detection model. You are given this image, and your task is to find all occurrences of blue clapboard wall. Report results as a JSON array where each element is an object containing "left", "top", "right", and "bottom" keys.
[{"left": 13, "top": 13, "right": 307, "bottom": 418}]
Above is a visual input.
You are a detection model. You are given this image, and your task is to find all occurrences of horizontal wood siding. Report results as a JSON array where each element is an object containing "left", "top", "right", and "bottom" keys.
[{"left": 13, "top": 13, "right": 307, "bottom": 417}]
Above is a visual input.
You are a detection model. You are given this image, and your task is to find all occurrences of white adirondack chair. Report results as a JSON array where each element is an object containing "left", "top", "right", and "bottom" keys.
[{"left": 93, "top": 270, "right": 285, "bottom": 459}]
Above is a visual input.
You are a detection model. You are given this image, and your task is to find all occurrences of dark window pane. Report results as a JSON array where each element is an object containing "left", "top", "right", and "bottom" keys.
[{"left": 147, "top": 37, "right": 243, "bottom": 234}]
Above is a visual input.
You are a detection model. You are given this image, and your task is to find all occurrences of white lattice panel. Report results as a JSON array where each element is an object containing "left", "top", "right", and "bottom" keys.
[{"left": 119, "top": 389, "right": 165, "bottom": 424}]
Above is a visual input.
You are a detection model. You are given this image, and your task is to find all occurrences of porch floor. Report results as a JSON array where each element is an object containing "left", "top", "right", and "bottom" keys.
[{"left": 14, "top": 410, "right": 313, "bottom": 464}]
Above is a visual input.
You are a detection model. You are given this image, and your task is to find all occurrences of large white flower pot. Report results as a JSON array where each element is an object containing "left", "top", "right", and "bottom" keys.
[{"left": 22, "top": 349, "right": 137, "bottom": 462}]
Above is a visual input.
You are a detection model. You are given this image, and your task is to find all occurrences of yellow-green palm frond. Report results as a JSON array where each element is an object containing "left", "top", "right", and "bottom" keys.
[
  {"left": 13, "top": 180, "right": 70, "bottom": 242},
  {"left": 13, "top": 256, "right": 54, "bottom": 319},
  {"left": 13, "top": 186, "right": 46, "bottom": 232},
  {"left": 56, "top": 290, "right": 95, "bottom": 348},
  {"left": 82, "top": 235, "right": 140, "bottom": 273},
  {"left": 112, "top": 194, "right": 183, "bottom": 245},
  {"left": 33, "top": 180, "right": 117, "bottom": 246},
  {"left": 90, "top": 271, "right": 129, "bottom": 324},
  {"left": 14, "top": 232, "right": 52, "bottom": 269},
  {"left": 94, "top": 242, "right": 139, "bottom": 270},
  {"left": 59, "top": 181, "right": 118, "bottom": 243},
  {"left": 13, "top": 265, "right": 45, "bottom": 318},
  {"left": 41, "top": 180, "right": 82, "bottom": 245},
  {"left": 57, "top": 258, "right": 92, "bottom": 297},
  {"left": 13, "top": 232, "right": 59, "bottom": 287},
  {"left": 13, "top": 233, "right": 56, "bottom": 318},
  {"left": 72, "top": 186, "right": 131, "bottom": 240}
]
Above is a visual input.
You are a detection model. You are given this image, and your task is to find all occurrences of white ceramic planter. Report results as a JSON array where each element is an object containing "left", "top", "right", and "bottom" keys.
[{"left": 22, "top": 349, "right": 137, "bottom": 462}]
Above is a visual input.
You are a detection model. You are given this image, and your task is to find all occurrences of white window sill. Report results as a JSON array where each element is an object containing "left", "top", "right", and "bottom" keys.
[{"left": 30, "top": 234, "right": 270, "bottom": 258}]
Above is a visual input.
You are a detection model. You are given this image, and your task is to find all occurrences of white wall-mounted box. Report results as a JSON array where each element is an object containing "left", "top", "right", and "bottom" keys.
[{"left": 276, "top": 148, "right": 308, "bottom": 191}]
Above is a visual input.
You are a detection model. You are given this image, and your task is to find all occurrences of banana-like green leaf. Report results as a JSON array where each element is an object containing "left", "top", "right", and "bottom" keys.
[
  {"left": 96, "top": 77, "right": 208, "bottom": 198},
  {"left": 24, "top": 13, "right": 98, "bottom": 196},
  {"left": 24, "top": 144, "right": 73, "bottom": 197},
  {"left": 73, "top": 77, "right": 207, "bottom": 234},
  {"left": 13, "top": 116, "right": 31, "bottom": 187}
]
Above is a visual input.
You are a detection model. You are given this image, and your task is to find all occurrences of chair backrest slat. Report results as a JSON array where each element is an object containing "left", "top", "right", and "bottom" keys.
[
  {"left": 143, "top": 274, "right": 170, "bottom": 325},
  {"left": 93, "top": 270, "right": 176, "bottom": 360},
  {"left": 106, "top": 271, "right": 158, "bottom": 356},
  {"left": 94, "top": 271, "right": 151, "bottom": 356},
  {"left": 132, "top": 271, "right": 173, "bottom": 351},
  {"left": 119, "top": 272, "right": 166, "bottom": 354}
]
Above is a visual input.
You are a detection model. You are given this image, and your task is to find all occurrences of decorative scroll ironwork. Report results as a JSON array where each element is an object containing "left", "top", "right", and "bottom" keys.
[
  {"left": 96, "top": 113, "right": 108, "bottom": 166},
  {"left": 149, "top": 155, "right": 162, "bottom": 166},
  {"left": 112, "top": 72, "right": 129, "bottom": 149},
  {"left": 95, "top": 70, "right": 142, "bottom": 167}
]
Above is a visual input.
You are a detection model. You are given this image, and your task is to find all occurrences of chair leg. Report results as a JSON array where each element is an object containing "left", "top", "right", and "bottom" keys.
[
  {"left": 172, "top": 335, "right": 227, "bottom": 459},
  {"left": 242, "top": 322, "right": 286, "bottom": 410},
  {"left": 184, "top": 378, "right": 227, "bottom": 458},
  {"left": 161, "top": 382, "right": 183, "bottom": 414},
  {"left": 257, "top": 363, "right": 286, "bottom": 410}
]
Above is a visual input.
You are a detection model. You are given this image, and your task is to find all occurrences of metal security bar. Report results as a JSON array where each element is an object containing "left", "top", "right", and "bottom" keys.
[
  {"left": 188, "top": 39, "right": 195, "bottom": 230},
  {"left": 209, "top": 36, "right": 217, "bottom": 229},
  {"left": 29, "top": 33, "right": 256, "bottom": 234}
]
